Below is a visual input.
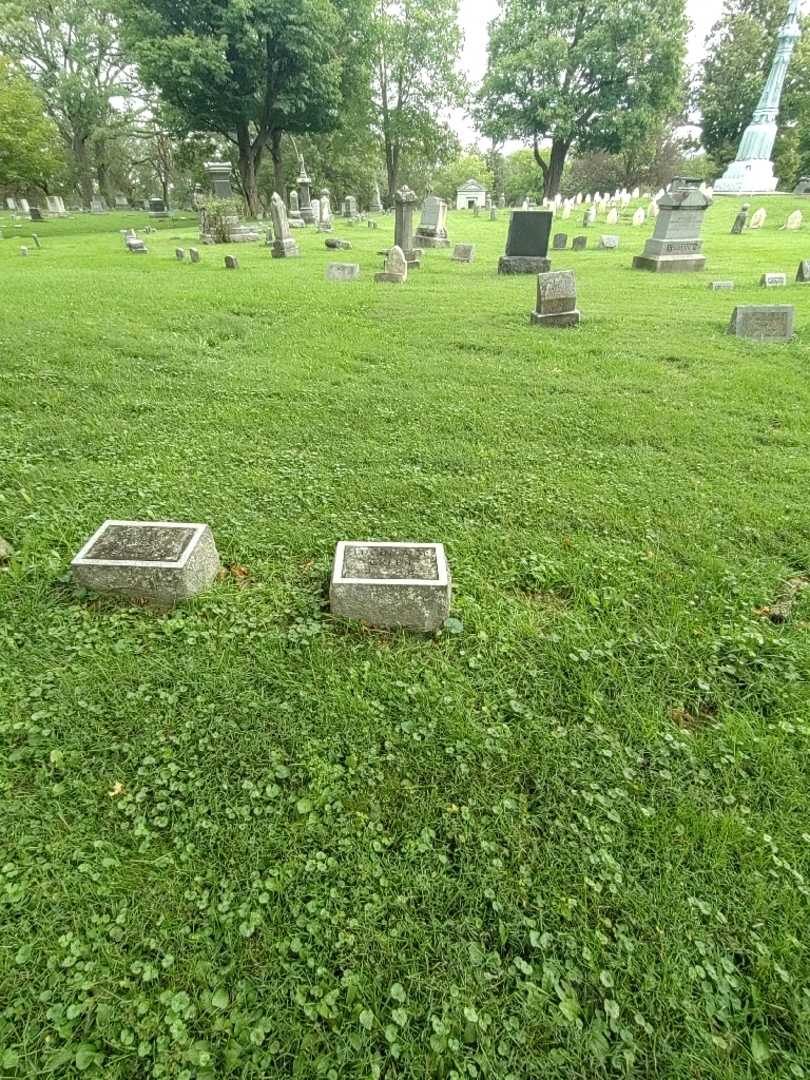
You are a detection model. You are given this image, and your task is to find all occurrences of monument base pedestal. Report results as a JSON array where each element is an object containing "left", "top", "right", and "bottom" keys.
[
  {"left": 272, "top": 239, "right": 300, "bottom": 258},
  {"left": 498, "top": 256, "right": 551, "bottom": 274},
  {"left": 632, "top": 254, "right": 706, "bottom": 273},
  {"left": 530, "top": 309, "right": 580, "bottom": 327},
  {"left": 714, "top": 157, "right": 778, "bottom": 195},
  {"left": 415, "top": 233, "right": 450, "bottom": 249}
]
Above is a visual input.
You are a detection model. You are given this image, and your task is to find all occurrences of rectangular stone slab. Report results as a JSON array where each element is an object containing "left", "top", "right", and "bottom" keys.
[
  {"left": 71, "top": 520, "right": 221, "bottom": 603},
  {"left": 330, "top": 541, "right": 451, "bottom": 632},
  {"left": 504, "top": 210, "right": 552, "bottom": 257},
  {"left": 728, "top": 305, "right": 795, "bottom": 341}
]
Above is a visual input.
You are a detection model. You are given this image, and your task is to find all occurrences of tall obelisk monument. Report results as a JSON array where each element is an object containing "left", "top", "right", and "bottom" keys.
[{"left": 714, "top": 0, "right": 802, "bottom": 194}]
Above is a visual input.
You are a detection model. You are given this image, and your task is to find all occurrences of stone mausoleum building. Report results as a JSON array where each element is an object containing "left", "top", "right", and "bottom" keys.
[{"left": 456, "top": 178, "right": 487, "bottom": 210}]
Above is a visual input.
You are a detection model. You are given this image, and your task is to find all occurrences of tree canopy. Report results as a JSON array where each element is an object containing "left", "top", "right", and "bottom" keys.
[
  {"left": 119, "top": 0, "right": 346, "bottom": 213},
  {"left": 0, "top": 55, "right": 63, "bottom": 191},
  {"left": 476, "top": 0, "right": 688, "bottom": 197}
]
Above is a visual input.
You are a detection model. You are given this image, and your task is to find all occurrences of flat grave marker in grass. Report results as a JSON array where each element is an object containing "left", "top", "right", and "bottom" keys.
[
  {"left": 71, "top": 520, "right": 221, "bottom": 604},
  {"left": 728, "top": 304, "right": 795, "bottom": 341},
  {"left": 329, "top": 541, "right": 451, "bottom": 632}
]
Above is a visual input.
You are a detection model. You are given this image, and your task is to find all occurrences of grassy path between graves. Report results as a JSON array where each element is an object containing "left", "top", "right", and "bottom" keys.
[{"left": 1, "top": 199, "right": 810, "bottom": 1078}]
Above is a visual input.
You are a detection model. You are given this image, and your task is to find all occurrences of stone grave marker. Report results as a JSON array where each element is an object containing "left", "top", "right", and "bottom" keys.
[
  {"left": 329, "top": 541, "right": 451, "bottom": 632},
  {"left": 561, "top": 203, "right": 572, "bottom": 220},
  {"left": 452, "top": 244, "right": 475, "bottom": 262},
  {"left": 552, "top": 233, "right": 568, "bottom": 250},
  {"left": 415, "top": 195, "right": 450, "bottom": 248},
  {"left": 20, "top": 246, "right": 28, "bottom": 256},
  {"left": 375, "top": 245, "right": 408, "bottom": 284},
  {"left": 29, "top": 208, "right": 44, "bottom": 222},
  {"left": 632, "top": 177, "right": 709, "bottom": 273},
  {"left": 728, "top": 305, "right": 794, "bottom": 341},
  {"left": 796, "top": 260, "right": 810, "bottom": 282},
  {"left": 270, "top": 193, "right": 300, "bottom": 258},
  {"left": 530, "top": 269, "right": 580, "bottom": 328},
  {"left": 606, "top": 207, "right": 619, "bottom": 225},
  {"left": 175, "top": 247, "right": 185, "bottom": 261},
  {"left": 319, "top": 189, "right": 333, "bottom": 231},
  {"left": 71, "top": 520, "right": 221, "bottom": 604},
  {"left": 189, "top": 248, "right": 200, "bottom": 263},
  {"left": 731, "top": 204, "right": 750, "bottom": 234},
  {"left": 224, "top": 254, "right": 239, "bottom": 269},
  {"left": 326, "top": 262, "right": 361, "bottom": 282},
  {"left": 749, "top": 207, "right": 766, "bottom": 229},
  {"left": 599, "top": 235, "right": 619, "bottom": 249},
  {"left": 370, "top": 183, "right": 384, "bottom": 213},
  {"left": 711, "top": 281, "right": 735, "bottom": 290},
  {"left": 498, "top": 210, "right": 552, "bottom": 273},
  {"left": 632, "top": 207, "right": 646, "bottom": 226},
  {"left": 394, "top": 188, "right": 421, "bottom": 264},
  {"left": 296, "top": 159, "right": 316, "bottom": 224},
  {"left": 326, "top": 238, "right": 352, "bottom": 250},
  {"left": 572, "top": 236, "right": 587, "bottom": 250},
  {"left": 490, "top": 208, "right": 498, "bottom": 221},
  {"left": 760, "top": 272, "right": 787, "bottom": 287},
  {"left": 127, "top": 238, "right": 147, "bottom": 254},
  {"left": 784, "top": 210, "right": 803, "bottom": 230}
]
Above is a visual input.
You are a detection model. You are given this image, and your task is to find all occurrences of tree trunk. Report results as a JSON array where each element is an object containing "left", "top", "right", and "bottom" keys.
[
  {"left": 534, "top": 136, "right": 569, "bottom": 199},
  {"left": 270, "top": 129, "right": 284, "bottom": 197},
  {"left": 385, "top": 139, "right": 399, "bottom": 201},
  {"left": 236, "top": 123, "right": 261, "bottom": 217},
  {"left": 161, "top": 176, "right": 170, "bottom": 209},
  {"left": 72, "top": 134, "right": 93, "bottom": 208}
]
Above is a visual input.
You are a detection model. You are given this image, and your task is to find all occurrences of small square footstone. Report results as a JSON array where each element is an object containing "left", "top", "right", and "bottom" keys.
[
  {"left": 711, "top": 281, "right": 734, "bottom": 290},
  {"left": 530, "top": 269, "right": 580, "bottom": 327},
  {"left": 175, "top": 247, "right": 185, "bottom": 261},
  {"left": 760, "top": 272, "right": 786, "bottom": 287},
  {"left": 728, "top": 305, "right": 795, "bottom": 341},
  {"left": 599, "top": 235, "right": 619, "bottom": 249},
  {"left": 325, "top": 238, "right": 352, "bottom": 250},
  {"left": 452, "top": 244, "right": 475, "bottom": 262},
  {"left": 326, "top": 262, "right": 360, "bottom": 281},
  {"left": 552, "top": 233, "right": 568, "bottom": 250},
  {"left": 224, "top": 255, "right": 239, "bottom": 269},
  {"left": 71, "top": 520, "right": 221, "bottom": 604},
  {"left": 572, "top": 236, "right": 587, "bottom": 250},
  {"left": 330, "top": 541, "right": 451, "bottom": 632},
  {"left": 797, "top": 260, "right": 810, "bottom": 282}
]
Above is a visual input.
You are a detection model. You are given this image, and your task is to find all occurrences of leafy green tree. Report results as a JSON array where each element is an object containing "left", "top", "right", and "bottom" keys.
[
  {"left": 696, "top": 0, "right": 810, "bottom": 184},
  {"left": 476, "top": 0, "right": 688, "bottom": 198},
  {"left": 119, "top": 0, "right": 346, "bottom": 215},
  {"left": 0, "top": 0, "right": 136, "bottom": 206},
  {"left": 371, "top": 0, "right": 467, "bottom": 199},
  {"left": 0, "top": 55, "right": 63, "bottom": 191}
]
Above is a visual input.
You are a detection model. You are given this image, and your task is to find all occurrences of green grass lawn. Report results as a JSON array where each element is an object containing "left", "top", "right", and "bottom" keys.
[{"left": 1, "top": 196, "right": 810, "bottom": 1079}]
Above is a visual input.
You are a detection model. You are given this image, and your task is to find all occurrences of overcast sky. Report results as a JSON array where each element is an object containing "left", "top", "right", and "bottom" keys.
[{"left": 454, "top": 0, "right": 726, "bottom": 144}]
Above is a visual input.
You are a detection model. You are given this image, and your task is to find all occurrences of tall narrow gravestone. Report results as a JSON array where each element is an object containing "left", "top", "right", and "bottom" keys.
[
  {"left": 329, "top": 541, "right": 451, "bottom": 632},
  {"left": 270, "top": 193, "right": 300, "bottom": 258},
  {"left": 296, "top": 159, "right": 316, "bottom": 225},
  {"left": 71, "top": 520, "right": 221, "bottom": 603},
  {"left": 530, "top": 269, "right": 580, "bottom": 327},
  {"left": 497, "top": 210, "right": 552, "bottom": 274},
  {"left": 731, "top": 204, "right": 750, "bottom": 234},
  {"left": 796, "top": 260, "right": 810, "bottom": 282},
  {"left": 394, "top": 187, "right": 421, "bottom": 265},
  {"left": 632, "top": 177, "right": 710, "bottom": 272}
]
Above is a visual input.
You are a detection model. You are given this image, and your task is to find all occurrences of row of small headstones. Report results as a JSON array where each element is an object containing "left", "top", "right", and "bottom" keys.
[
  {"left": 731, "top": 206, "right": 804, "bottom": 233},
  {"left": 67, "top": 523, "right": 450, "bottom": 633}
]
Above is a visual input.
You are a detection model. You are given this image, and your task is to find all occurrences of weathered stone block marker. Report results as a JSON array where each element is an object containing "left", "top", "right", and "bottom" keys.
[
  {"left": 175, "top": 247, "right": 185, "bottom": 261},
  {"left": 326, "top": 262, "right": 360, "bottom": 282},
  {"left": 599, "top": 235, "right": 619, "bottom": 250},
  {"left": 552, "top": 233, "right": 568, "bottom": 250},
  {"left": 452, "top": 244, "right": 475, "bottom": 262},
  {"left": 189, "top": 247, "right": 200, "bottom": 263},
  {"left": 530, "top": 269, "right": 580, "bottom": 328},
  {"left": 375, "top": 245, "right": 408, "bottom": 284},
  {"left": 71, "top": 520, "right": 221, "bottom": 604},
  {"left": 728, "top": 305, "right": 795, "bottom": 341},
  {"left": 330, "top": 541, "right": 451, "bottom": 632},
  {"left": 710, "top": 281, "right": 735, "bottom": 290},
  {"left": 498, "top": 210, "right": 552, "bottom": 274},
  {"left": 760, "top": 272, "right": 787, "bottom": 287},
  {"left": 325, "top": 238, "right": 352, "bottom": 250},
  {"left": 572, "top": 236, "right": 587, "bottom": 250},
  {"left": 632, "top": 177, "right": 710, "bottom": 272},
  {"left": 797, "top": 260, "right": 810, "bottom": 282},
  {"left": 224, "top": 254, "right": 239, "bottom": 269}
]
